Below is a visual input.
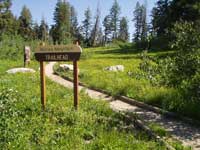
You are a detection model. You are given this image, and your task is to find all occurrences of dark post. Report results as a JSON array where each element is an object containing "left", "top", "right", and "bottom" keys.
[
  {"left": 24, "top": 46, "right": 31, "bottom": 67},
  {"left": 73, "top": 60, "right": 78, "bottom": 110},
  {"left": 40, "top": 61, "right": 46, "bottom": 110}
]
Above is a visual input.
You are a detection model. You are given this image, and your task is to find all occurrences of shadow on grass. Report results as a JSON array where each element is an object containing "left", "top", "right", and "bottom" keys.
[
  {"left": 94, "top": 48, "right": 175, "bottom": 57},
  {"left": 95, "top": 48, "right": 140, "bottom": 55},
  {"left": 94, "top": 55, "right": 141, "bottom": 60}
]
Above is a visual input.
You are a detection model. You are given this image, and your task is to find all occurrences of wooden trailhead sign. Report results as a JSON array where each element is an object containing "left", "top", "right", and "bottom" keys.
[{"left": 35, "top": 44, "right": 82, "bottom": 110}]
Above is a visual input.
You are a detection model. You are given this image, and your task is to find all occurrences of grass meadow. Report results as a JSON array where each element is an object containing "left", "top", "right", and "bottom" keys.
[
  {"left": 54, "top": 46, "right": 200, "bottom": 120},
  {"left": 0, "top": 59, "right": 168, "bottom": 150}
]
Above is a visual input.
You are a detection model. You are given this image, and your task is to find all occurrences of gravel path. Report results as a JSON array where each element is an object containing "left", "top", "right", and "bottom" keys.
[{"left": 46, "top": 62, "right": 200, "bottom": 149}]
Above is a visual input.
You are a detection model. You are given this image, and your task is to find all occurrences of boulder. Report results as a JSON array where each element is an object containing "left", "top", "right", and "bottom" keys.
[
  {"left": 59, "top": 64, "right": 74, "bottom": 71},
  {"left": 59, "top": 64, "right": 80, "bottom": 73},
  {"left": 104, "top": 65, "right": 124, "bottom": 72},
  {"left": 6, "top": 68, "right": 36, "bottom": 74}
]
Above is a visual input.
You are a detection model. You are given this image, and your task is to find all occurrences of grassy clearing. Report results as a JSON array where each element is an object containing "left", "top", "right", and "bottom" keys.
[
  {"left": 54, "top": 46, "right": 200, "bottom": 120},
  {"left": 0, "top": 59, "right": 167, "bottom": 149},
  {"left": 54, "top": 47, "right": 177, "bottom": 108}
]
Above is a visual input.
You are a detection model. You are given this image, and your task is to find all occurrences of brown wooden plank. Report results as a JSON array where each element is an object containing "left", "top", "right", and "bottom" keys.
[
  {"left": 36, "top": 44, "right": 82, "bottom": 53},
  {"left": 35, "top": 52, "right": 81, "bottom": 61},
  {"left": 73, "top": 60, "right": 78, "bottom": 110},
  {"left": 40, "top": 61, "right": 46, "bottom": 110}
]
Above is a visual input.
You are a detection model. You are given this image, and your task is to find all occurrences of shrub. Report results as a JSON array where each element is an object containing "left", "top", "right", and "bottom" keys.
[
  {"left": 138, "top": 51, "right": 159, "bottom": 85},
  {"left": 150, "top": 35, "right": 171, "bottom": 51},
  {"left": 0, "top": 34, "right": 39, "bottom": 60},
  {"left": 0, "top": 88, "right": 21, "bottom": 146},
  {"left": 0, "top": 34, "right": 25, "bottom": 60},
  {"left": 182, "top": 73, "right": 200, "bottom": 103},
  {"left": 170, "top": 22, "right": 200, "bottom": 85}
]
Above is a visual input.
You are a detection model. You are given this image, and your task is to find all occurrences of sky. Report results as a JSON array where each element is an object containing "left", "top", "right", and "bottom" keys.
[{"left": 11, "top": 0, "right": 158, "bottom": 39}]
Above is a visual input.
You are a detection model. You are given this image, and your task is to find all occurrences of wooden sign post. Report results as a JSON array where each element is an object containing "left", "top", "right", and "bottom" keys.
[
  {"left": 35, "top": 44, "right": 82, "bottom": 110},
  {"left": 24, "top": 46, "right": 31, "bottom": 67}
]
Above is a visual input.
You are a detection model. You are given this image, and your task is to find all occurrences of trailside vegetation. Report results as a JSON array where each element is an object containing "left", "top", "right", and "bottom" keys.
[
  {"left": 0, "top": 0, "right": 199, "bottom": 128},
  {"left": 0, "top": 59, "right": 167, "bottom": 149}
]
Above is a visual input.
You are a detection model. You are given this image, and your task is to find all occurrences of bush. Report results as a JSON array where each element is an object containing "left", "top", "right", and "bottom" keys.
[
  {"left": 0, "top": 34, "right": 25, "bottom": 60},
  {"left": 170, "top": 22, "right": 200, "bottom": 85},
  {"left": 0, "top": 88, "right": 21, "bottom": 146},
  {"left": 150, "top": 35, "right": 171, "bottom": 51},
  {"left": 156, "top": 22, "right": 200, "bottom": 87},
  {"left": 0, "top": 34, "right": 39, "bottom": 60},
  {"left": 182, "top": 73, "right": 200, "bottom": 103},
  {"left": 154, "top": 22, "right": 200, "bottom": 119}
]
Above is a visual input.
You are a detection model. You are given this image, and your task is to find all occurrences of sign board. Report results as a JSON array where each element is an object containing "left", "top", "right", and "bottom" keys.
[
  {"left": 35, "top": 45, "right": 82, "bottom": 61},
  {"left": 35, "top": 44, "right": 82, "bottom": 110}
]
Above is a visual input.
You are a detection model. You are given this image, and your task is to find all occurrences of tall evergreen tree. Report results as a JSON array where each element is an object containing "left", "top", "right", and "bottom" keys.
[
  {"left": 33, "top": 22, "right": 40, "bottom": 39},
  {"left": 52, "top": 0, "right": 71, "bottom": 44},
  {"left": 151, "top": 0, "right": 170, "bottom": 36},
  {"left": 91, "top": 4, "right": 101, "bottom": 46},
  {"left": 109, "top": 0, "right": 121, "bottom": 39},
  {"left": 170, "top": 0, "right": 200, "bottom": 25},
  {"left": 133, "top": 2, "right": 147, "bottom": 42},
  {"left": 0, "top": 0, "right": 18, "bottom": 35},
  {"left": 103, "top": 15, "right": 112, "bottom": 43},
  {"left": 133, "top": 2, "right": 142, "bottom": 42},
  {"left": 119, "top": 17, "right": 129, "bottom": 42},
  {"left": 39, "top": 18, "right": 49, "bottom": 42},
  {"left": 70, "top": 6, "right": 79, "bottom": 40},
  {"left": 96, "top": 27, "right": 103, "bottom": 46},
  {"left": 82, "top": 7, "right": 92, "bottom": 46},
  {"left": 151, "top": 0, "right": 200, "bottom": 36},
  {"left": 141, "top": 1, "right": 147, "bottom": 41},
  {"left": 18, "top": 5, "right": 33, "bottom": 40}
]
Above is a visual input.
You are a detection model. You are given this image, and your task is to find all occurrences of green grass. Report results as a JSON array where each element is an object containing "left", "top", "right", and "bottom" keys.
[
  {"left": 148, "top": 123, "right": 191, "bottom": 150},
  {"left": 0, "top": 59, "right": 167, "bottom": 149},
  {"left": 148, "top": 123, "right": 168, "bottom": 138},
  {"left": 54, "top": 47, "right": 176, "bottom": 107},
  {"left": 54, "top": 46, "right": 200, "bottom": 120},
  {"left": 54, "top": 47, "right": 200, "bottom": 120}
]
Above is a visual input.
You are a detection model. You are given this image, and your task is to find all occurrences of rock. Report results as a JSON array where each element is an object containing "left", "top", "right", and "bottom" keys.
[
  {"left": 104, "top": 65, "right": 124, "bottom": 72},
  {"left": 127, "top": 71, "right": 133, "bottom": 76},
  {"left": 6, "top": 68, "right": 36, "bottom": 74},
  {"left": 59, "top": 64, "right": 74, "bottom": 71},
  {"left": 59, "top": 64, "right": 80, "bottom": 73}
]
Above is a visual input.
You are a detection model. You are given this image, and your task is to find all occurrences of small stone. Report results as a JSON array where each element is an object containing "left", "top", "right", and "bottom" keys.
[
  {"left": 6, "top": 68, "right": 36, "bottom": 74},
  {"left": 104, "top": 65, "right": 124, "bottom": 72},
  {"left": 59, "top": 64, "right": 74, "bottom": 71},
  {"left": 127, "top": 71, "right": 133, "bottom": 76},
  {"left": 59, "top": 64, "right": 80, "bottom": 73}
]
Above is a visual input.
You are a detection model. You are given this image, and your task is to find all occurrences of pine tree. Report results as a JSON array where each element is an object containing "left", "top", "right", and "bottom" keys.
[
  {"left": 49, "top": 25, "right": 56, "bottom": 44},
  {"left": 109, "top": 0, "right": 121, "bottom": 39},
  {"left": 0, "top": 0, "right": 18, "bottom": 35},
  {"left": 141, "top": 1, "right": 147, "bottom": 41},
  {"left": 103, "top": 15, "right": 112, "bottom": 44},
  {"left": 33, "top": 22, "right": 40, "bottom": 39},
  {"left": 151, "top": 0, "right": 170, "bottom": 36},
  {"left": 96, "top": 27, "right": 103, "bottom": 46},
  {"left": 133, "top": 2, "right": 142, "bottom": 42},
  {"left": 70, "top": 6, "right": 79, "bottom": 40},
  {"left": 82, "top": 7, "right": 92, "bottom": 46},
  {"left": 133, "top": 2, "right": 147, "bottom": 42},
  {"left": 53, "top": 0, "right": 71, "bottom": 44},
  {"left": 152, "top": 0, "right": 200, "bottom": 36},
  {"left": 91, "top": 4, "right": 101, "bottom": 46},
  {"left": 39, "top": 18, "right": 49, "bottom": 42},
  {"left": 119, "top": 17, "right": 129, "bottom": 42},
  {"left": 18, "top": 5, "right": 33, "bottom": 40}
]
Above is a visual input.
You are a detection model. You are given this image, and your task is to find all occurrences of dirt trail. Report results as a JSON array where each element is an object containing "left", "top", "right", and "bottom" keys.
[{"left": 46, "top": 62, "right": 200, "bottom": 149}]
